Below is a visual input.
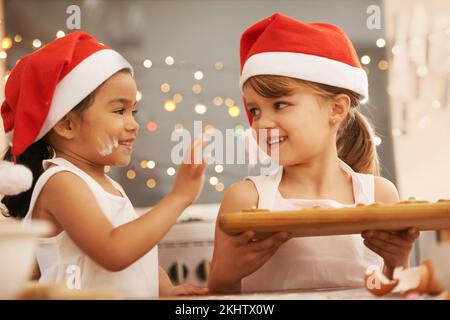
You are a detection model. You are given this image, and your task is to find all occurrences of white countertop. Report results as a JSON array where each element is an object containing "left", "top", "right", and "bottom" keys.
[{"left": 166, "top": 287, "right": 447, "bottom": 300}]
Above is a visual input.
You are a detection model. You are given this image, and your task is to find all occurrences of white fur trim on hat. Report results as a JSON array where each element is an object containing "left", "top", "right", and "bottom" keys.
[
  {"left": 35, "top": 49, "right": 133, "bottom": 141},
  {"left": 240, "top": 51, "right": 368, "bottom": 99},
  {"left": 0, "top": 161, "right": 33, "bottom": 196}
]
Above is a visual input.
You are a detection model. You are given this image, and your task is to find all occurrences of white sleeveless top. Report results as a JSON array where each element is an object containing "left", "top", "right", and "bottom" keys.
[
  {"left": 23, "top": 157, "right": 159, "bottom": 298},
  {"left": 242, "top": 159, "right": 383, "bottom": 293}
]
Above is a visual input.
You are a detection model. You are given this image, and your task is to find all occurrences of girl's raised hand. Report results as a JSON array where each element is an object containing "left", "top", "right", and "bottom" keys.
[
  {"left": 170, "top": 136, "right": 209, "bottom": 206},
  {"left": 362, "top": 227, "right": 420, "bottom": 278}
]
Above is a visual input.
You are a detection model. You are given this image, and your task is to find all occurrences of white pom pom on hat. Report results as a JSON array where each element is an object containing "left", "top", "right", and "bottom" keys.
[
  {"left": 0, "top": 119, "right": 33, "bottom": 196},
  {"left": 0, "top": 161, "right": 33, "bottom": 196}
]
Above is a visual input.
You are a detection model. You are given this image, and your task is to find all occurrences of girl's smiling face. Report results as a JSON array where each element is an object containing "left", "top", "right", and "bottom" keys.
[
  {"left": 73, "top": 70, "right": 140, "bottom": 167},
  {"left": 244, "top": 84, "right": 336, "bottom": 166}
]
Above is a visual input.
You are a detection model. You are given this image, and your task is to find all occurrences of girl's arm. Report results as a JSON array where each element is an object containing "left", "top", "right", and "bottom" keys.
[
  {"left": 40, "top": 160, "right": 205, "bottom": 272},
  {"left": 362, "top": 176, "right": 420, "bottom": 278},
  {"left": 159, "top": 266, "right": 175, "bottom": 295},
  {"left": 208, "top": 181, "right": 291, "bottom": 294}
]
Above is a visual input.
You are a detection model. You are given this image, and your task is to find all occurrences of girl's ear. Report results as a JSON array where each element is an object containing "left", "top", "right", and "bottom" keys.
[
  {"left": 330, "top": 94, "right": 351, "bottom": 123},
  {"left": 52, "top": 113, "right": 78, "bottom": 140}
]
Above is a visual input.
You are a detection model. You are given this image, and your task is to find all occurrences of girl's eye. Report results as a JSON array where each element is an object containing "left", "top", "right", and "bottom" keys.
[
  {"left": 274, "top": 102, "right": 289, "bottom": 110},
  {"left": 114, "top": 108, "right": 137, "bottom": 115},
  {"left": 248, "top": 108, "right": 260, "bottom": 117}
]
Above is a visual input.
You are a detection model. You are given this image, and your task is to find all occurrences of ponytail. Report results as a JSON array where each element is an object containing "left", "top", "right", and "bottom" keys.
[
  {"left": 1, "top": 139, "right": 52, "bottom": 219},
  {"left": 336, "top": 109, "right": 380, "bottom": 175}
]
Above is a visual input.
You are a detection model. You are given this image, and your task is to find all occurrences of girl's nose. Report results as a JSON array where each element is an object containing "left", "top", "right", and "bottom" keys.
[
  {"left": 257, "top": 113, "right": 276, "bottom": 129},
  {"left": 126, "top": 116, "right": 140, "bottom": 132}
]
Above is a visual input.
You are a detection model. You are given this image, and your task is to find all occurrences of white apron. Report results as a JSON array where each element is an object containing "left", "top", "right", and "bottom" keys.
[
  {"left": 23, "top": 157, "right": 159, "bottom": 298},
  {"left": 242, "top": 160, "right": 383, "bottom": 293}
]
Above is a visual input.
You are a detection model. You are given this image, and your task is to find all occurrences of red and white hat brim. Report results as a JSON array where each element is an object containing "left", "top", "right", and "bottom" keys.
[{"left": 240, "top": 51, "right": 368, "bottom": 99}]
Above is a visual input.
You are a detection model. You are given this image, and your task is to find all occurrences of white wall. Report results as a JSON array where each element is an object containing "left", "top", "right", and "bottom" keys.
[
  {"left": 384, "top": 0, "right": 450, "bottom": 264},
  {"left": 385, "top": 0, "right": 450, "bottom": 201}
]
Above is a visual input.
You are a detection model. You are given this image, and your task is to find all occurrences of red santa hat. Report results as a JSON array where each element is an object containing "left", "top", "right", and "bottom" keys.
[
  {"left": 240, "top": 13, "right": 368, "bottom": 123},
  {"left": 1, "top": 31, "right": 133, "bottom": 161}
]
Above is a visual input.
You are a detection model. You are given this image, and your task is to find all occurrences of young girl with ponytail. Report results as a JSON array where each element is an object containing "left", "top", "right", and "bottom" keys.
[{"left": 208, "top": 13, "right": 419, "bottom": 294}]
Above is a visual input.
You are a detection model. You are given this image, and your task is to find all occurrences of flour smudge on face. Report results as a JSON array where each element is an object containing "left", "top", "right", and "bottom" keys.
[{"left": 97, "top": 135, "right": 119, "bottom": 156}]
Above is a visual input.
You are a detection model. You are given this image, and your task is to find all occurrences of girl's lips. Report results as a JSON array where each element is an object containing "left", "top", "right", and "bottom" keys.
[
  {"left": 119, "top": 139, "right": 135, "bottom": 151},
  {"left": 267, "top": 136, "right": 288, "bottom": 146}
]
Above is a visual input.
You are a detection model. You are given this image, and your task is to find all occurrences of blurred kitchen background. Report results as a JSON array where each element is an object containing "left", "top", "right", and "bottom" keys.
[{"left": 1, "top": 0, "right": 449, "bottom": 286}]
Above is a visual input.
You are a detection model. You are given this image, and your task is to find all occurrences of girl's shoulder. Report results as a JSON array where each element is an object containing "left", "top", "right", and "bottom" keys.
[
  {"left": 220, "top": 180, "right": 259, "bottom": 213},
  {"left": 30, "top": 169, "right": 95, "bottom": 235},
  {"left": 29, "top": 162, "right": 90, "bottom": 213},
  {"left": 38, "top": 169, "right": 95, "bottom": 210},
  {"left": 226, "top": 180, "right": 258, "bottom": 195},
  {"left": 373, "top": 176, "right": 400, "bottom": 204}
]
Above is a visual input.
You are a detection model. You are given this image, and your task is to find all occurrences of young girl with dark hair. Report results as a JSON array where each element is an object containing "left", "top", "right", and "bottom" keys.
[{"left": 1, "top": 31, "right": 208, "bottom": 298}]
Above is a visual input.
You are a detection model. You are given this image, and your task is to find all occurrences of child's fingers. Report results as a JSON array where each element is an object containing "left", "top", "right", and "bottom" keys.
[
  {"left": 178, "top": 155, "right": 207, "bottom": 178},
  {"left": 401, "top": 228, "right": 420, "bottom": 241},
  {"left": 203, "top": 152, "right": 213, "bottom": 164},
  {"left": 362, "top": 230, "right": 413, "bottom": 247},
  {"left": 234, "top": 231, "right": 256, "bottom": 245},
  {"left": 183, "top": 135, "right": 206, "bottom": 164},
  {"left": 193, "top": 161, "right": 207, "bottom": 177},
  {"left": 194, "top": 142, "right": 211, "bottom": 165},
  {"left": 201, "top": 138, "right": 209, "bottom": 148},
  {"left": 189, "top": 138, "right": 202, "bottom": 164},
  {"left": 182, "top": 284, "right": 209, "bottom": 296},
  {"left": 363, "top": 238, "right": 401, "bottom": 256},
  {"left": 249, "top": 232, "right": 291, "bottom": 252},
  {"left": 363, "top": 239, "right": 396, "bottom": 261}
]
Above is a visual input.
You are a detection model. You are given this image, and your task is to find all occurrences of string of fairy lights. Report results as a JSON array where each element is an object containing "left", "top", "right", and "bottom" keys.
[
  {"left": 1, "top": 30, "right": 400, "bottom": 194},
  {"left": 1, "top": 30, "right": 244, "bottom": 194},
  {"left": 128, "top": 44, "right": 244, "bottom": 193}
]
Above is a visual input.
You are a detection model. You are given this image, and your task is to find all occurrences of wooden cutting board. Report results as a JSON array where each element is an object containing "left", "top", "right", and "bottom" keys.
[{"left": 218, "top": 200, "right": 450, "bottom": 238}]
